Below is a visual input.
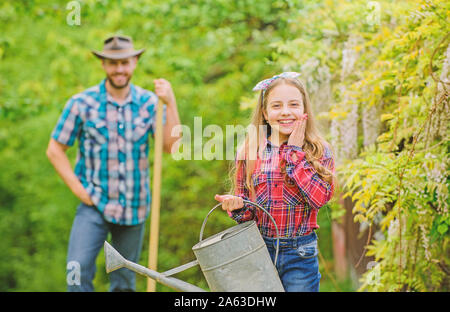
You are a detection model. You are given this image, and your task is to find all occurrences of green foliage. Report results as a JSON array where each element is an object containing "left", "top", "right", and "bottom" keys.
[
  {"left": 1, "top": 0, "right": 447, "bottom": 292},
  {"left": 342, "top": 0, "right": 449, "bottom": 291},
  {"left": 269, "top": 0, "right": 449, "bottom": 291},
  {"left": 1, "top": 0, "right": 327, "bottom": 292}
]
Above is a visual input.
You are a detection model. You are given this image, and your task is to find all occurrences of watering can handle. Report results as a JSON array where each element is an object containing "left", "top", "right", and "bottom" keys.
[{"left": 199, "top": 199, "right": 280, "bottom": 268}]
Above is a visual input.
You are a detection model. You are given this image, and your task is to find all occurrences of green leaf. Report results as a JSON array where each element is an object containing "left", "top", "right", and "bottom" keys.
[
  {"left": 380, "top": 113, "right": 395, "bottom": 122},
  {"left": 437, "top": 224, "right": 448, "bottom": 235}
]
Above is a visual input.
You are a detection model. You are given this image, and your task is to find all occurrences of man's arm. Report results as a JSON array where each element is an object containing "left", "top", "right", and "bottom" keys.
[
  {"left": 162, "top": 101, "right": 181, "bottom": 154},
  {"left": 46, "top": 138, "right": 94, "bottom": 206},
  {"left": 153, "top": 78, "right": 182, "bottom": 154}
]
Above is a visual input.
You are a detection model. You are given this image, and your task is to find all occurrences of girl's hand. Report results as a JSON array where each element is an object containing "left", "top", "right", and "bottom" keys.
[
  {"left": 214, "top": 194, "right": 244, "bottom": 211},
  {"left": 287, "top": 114, "right": 307, "bottom": 148}
]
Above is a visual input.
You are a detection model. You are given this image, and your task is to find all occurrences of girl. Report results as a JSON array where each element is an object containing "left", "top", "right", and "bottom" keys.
[{"left": 215, "top": 72, "right": 336, "bottom": 292}]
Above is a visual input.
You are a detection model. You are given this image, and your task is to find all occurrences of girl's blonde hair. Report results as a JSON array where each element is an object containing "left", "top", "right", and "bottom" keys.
[{"left": 230, "top": 77, "right": 336, "bottom": 199}]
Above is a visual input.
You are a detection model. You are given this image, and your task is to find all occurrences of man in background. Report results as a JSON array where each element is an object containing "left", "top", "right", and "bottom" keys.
[{"left": 46, "top": 35, "right": 181, "bottom": 291}]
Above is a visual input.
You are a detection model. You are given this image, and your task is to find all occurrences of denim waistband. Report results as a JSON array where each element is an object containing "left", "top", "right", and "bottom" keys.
[{"left": 263, "top": 231, "right": 317, "bottom": 249}]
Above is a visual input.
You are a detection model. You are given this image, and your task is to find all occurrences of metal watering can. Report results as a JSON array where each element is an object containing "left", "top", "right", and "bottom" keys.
[{"left": 104, "top": 200, "right": 284, "bottom": 292}]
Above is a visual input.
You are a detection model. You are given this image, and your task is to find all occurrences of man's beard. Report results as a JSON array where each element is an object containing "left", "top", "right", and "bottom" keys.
[{"left": 107, "top": 74, "right": 131, "bottom": 89}]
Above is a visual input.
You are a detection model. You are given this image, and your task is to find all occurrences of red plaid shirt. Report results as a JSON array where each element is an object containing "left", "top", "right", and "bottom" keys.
[{"left": 230, "top": 138, "right": 335, "bottom": 238}]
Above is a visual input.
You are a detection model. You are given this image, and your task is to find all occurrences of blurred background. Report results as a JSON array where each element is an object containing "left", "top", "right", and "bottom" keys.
[{"left": 0, "top": 0, "right": 448, "bottom": 292}]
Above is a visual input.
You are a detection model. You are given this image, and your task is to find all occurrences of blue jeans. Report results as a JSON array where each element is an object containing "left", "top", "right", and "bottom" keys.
[
  {"left": 263, "top": 231, "right": 321, "bottom": 292},
  {"left": 66, "top": 203, "right": 145, "bottom": 292}
]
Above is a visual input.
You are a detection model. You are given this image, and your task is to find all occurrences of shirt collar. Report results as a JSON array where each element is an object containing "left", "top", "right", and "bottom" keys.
[
  {"left": 100, "top": 79, "right": 137, "bottom": 107},
  {"left": 262, "top": 135, "right": 288, "bottom": 152}
]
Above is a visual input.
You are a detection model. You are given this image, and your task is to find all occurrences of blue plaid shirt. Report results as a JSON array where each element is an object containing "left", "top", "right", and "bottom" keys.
[{"left": 51, "top": 79, "right": 165, "bottom": 225}]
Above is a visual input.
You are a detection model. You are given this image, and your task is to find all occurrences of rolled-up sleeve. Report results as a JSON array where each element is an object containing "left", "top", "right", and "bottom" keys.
[
  {"left": 229, "top": 159, "right": 256, "bottom": 223},
  {"left": 147, "top": 94, "right": 167, "bottom": 137},
  {"left": 282, "top": 144, "right": 335, "bottom": 210},
  {"left": 51, "top": 98, "right": 82, "bottom": 147}
]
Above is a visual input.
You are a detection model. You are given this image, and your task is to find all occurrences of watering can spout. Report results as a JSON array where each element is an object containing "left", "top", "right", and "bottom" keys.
[
  {"left": 104, "top": 200, "right": 284, "bottom": 292},
  {"left": 103, "top": 241, "right": 206, "bottom": 292},
  {"left": 104, "top": 241, "right": 127, "bottom": 273}
]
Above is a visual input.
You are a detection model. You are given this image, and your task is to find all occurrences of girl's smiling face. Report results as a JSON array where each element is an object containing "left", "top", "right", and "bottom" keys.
[{"left": 263, "top": 83, "right": 305, "bottom": 143}]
